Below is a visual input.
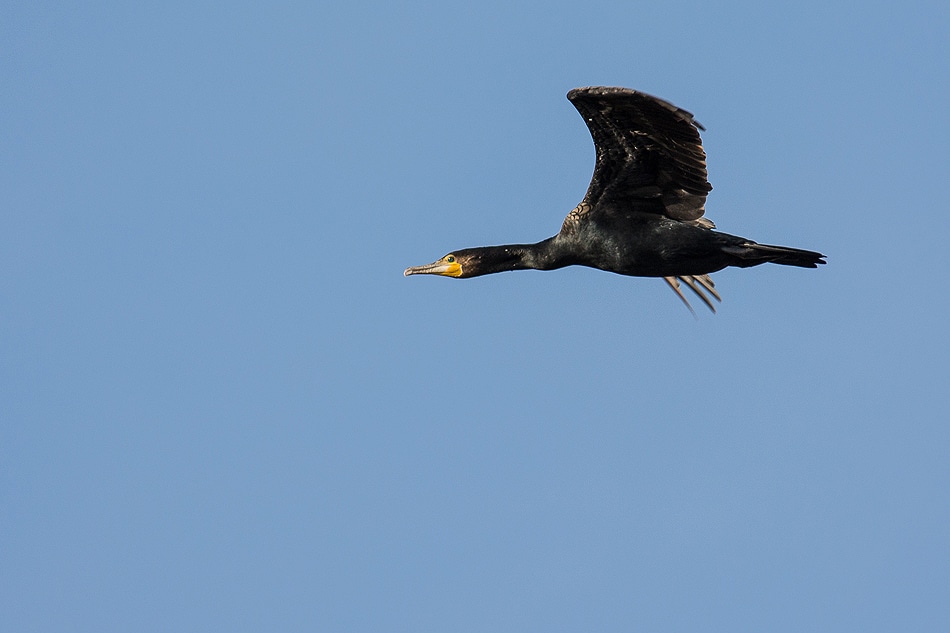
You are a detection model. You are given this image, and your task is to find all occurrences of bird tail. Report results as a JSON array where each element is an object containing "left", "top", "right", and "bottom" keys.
[{"left": 724, "top": 242, "right": 826, "bottom": 268}]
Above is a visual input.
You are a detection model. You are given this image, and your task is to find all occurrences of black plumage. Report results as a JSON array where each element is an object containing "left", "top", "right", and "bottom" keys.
[{"left": 404, "top": 87, "right": 825, "bottom": 313}]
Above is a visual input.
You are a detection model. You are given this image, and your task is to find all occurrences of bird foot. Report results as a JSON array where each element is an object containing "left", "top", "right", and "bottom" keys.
[{"left": 663, "top": 275, "right": 722, "bottom": 314}]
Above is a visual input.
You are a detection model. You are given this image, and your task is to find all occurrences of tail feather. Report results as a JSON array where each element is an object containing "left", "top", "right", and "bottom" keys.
[{"left": 725, "top": 242, "right": 826, "bottom": 268}]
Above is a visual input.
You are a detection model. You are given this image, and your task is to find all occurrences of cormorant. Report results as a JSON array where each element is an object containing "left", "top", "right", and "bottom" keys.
[{"left": 404, "top": 87, "right": 825, "bottom": 313}]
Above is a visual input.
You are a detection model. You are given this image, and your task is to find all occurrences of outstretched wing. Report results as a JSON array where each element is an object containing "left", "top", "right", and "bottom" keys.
[{"left": 567, "top": 87, "right": 712, "bottom": 222}]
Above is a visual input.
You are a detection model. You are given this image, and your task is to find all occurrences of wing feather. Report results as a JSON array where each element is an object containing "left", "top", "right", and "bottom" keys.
[{"left": 567, "top": 87, "right": 712, "bottom": 221}]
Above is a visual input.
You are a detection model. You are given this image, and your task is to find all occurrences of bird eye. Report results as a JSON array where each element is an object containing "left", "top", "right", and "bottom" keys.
[{"left": 445, "top": 256, "right": 456, "bottom": 263}]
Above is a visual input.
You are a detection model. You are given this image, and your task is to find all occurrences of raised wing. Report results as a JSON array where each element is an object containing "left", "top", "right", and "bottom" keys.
[{"left": 567, "top": 87, "right": 712, "bottom": 221}]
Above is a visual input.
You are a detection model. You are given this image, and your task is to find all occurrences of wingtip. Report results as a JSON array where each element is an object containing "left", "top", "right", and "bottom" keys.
[
  {"left": 567, "top": 86, "right": 635, "bottom": 101},
  {"left": 567, "top": 86, "right": 704, "bottom": 129}
]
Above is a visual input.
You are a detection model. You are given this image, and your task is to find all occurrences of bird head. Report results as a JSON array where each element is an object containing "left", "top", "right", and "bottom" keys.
[
  {"left": 404, "top": 246, "right": 531, "bottom": 279},
  {"left": 403, "top": 252, "right": 465, "bottom": 278}
]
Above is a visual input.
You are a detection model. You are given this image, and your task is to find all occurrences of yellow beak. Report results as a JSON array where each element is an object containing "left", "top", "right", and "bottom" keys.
[{"left": 404, "top": 258, "right": 463, "bottom": 277}]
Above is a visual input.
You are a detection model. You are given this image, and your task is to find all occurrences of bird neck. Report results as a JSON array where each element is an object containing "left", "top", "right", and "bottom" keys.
[{"left": 460, "top": 237, "right": 568, "bottom": 277}]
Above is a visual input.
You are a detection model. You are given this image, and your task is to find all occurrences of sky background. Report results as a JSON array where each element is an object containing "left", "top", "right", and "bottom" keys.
[{"left": 2, "top": 1, "right": 948, "bottom": 631}]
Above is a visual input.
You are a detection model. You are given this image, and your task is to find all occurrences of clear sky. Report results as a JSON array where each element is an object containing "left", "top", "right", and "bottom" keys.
[{"left": 2, "top": 1, "right": 948, "bottom": 631}]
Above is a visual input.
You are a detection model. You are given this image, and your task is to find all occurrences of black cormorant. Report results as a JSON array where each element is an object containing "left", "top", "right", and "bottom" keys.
[{"left": 404, "top": 87, "right": 825, "bottom": 313}]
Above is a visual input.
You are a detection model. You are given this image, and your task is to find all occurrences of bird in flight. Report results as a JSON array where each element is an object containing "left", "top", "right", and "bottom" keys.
[{"left": 404, "top": 87, "right": 825, "bottom": 313}]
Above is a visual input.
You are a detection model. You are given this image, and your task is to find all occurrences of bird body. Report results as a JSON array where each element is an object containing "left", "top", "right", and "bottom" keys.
[{"left": 405, "top": 87, "right": 825, "bottom": 312}]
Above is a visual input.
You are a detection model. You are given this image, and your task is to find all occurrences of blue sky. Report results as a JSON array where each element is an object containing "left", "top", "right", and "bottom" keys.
[{"left": 2, "top": 1, "right": 948, "bottom": 631}]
